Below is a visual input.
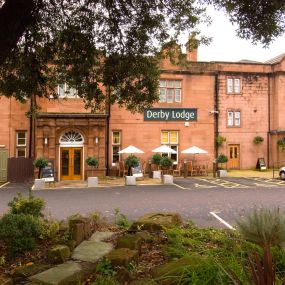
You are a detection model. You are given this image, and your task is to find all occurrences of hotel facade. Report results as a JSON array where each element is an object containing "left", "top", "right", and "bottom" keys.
[{"left": 1, "top": 49, "right": 285, "bottom": 181}]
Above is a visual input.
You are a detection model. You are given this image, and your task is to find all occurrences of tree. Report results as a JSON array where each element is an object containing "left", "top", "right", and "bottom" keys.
[{"left": 0, "top": 0, "right": 284, "bottom": 112}]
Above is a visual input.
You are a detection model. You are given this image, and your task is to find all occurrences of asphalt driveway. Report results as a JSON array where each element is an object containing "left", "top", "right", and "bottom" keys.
[{"left": 1, "top": 178, "right": 285, "bottom": 229}]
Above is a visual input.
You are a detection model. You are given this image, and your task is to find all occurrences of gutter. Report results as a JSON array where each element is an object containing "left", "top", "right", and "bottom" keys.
[
  {"left": 214, "top": 73, "right": 219, "bottom": 159},
  {"left": 267, "top": 74, "right": 271, "bottom": 168},
  {"left": 105, "top": 86, "right": 111, "bottom": 176}
]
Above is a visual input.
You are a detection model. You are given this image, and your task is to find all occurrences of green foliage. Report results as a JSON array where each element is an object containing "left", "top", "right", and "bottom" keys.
[
  {"left": 160, "top": 156, "right": 173, "bottom": 168},
  {"left": 38, "top": 219, "right": 60, "bottom": 240},
  {"left": 0, "top": 213, "right": 40, "bottom": 256},
  {"left": 216, "top": 135, "right": 226, "bottom": 146},
  {"left": 237, "top": 208, "right": 285, "bottom": 247},
  {"left": 216, "top": 154, "right": 228, "bottom": 164},
  {"left": 151, "top": 154, "right": 162, "bottom": 165},
  {"left": 33, "top": 157, "right": 48, "bottom": 169},
  {"left": 253, "top": 136, "right": 264, "bottom": 144},
  {"left": 85, "top": 156, "right": 99, "bottom": 168},
  {"left": 8, "top": 192, "right": 45, "bottom": 217},
  {"left": 124, "top": 155, "right": 139, "bottom": 168},
  {"left": 95, "top": 259, "right": 115, "bottom": 276},
  {"left": 114, "top": 208, "right": 132, "bottom": 229},
  {"left": 277, "top": 138, "right": 285, "bottom": 149},
  {"left": 0, "top": 256, "right": 5, "bottom": 266},
  {"left": 91, "top": 275, "right": 119, "bottom": 285}
]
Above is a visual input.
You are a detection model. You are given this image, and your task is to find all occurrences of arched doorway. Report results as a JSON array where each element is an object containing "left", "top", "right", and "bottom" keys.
[{"left": 59, "top": 130, "right": 84, "bottom": 180}]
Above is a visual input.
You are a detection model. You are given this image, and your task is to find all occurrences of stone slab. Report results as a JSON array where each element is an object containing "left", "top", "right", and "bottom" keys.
[
  {"left": 162, "top": 175, "right": 173, "bottom": 185},
  {"left": 217, "top": 170, "right": 227, "bottom": 177},
  {"left": 87, "top": 177, "right": 98, "bottom": 187},
  {"left": 29, "top": 262, "right": 93, "bottom": 285},
  {"left": 125, "top": 176, "right": 136, "bottom": 186},
  {"left": 89, "top": 232, "right": 116, "bottom": 242},
  {"left": 152, "top": 171, "right": 161, "bottom": 179},
  {"left": 72, "top": 241, "right": 113, "bottom": 263}
]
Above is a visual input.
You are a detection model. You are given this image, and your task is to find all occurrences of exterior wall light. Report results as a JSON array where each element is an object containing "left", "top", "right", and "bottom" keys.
[
  {"left": 44, "top": 137, "right": 48, "bottom": 146},
  {"left": 95, "top": 137, "right": 99, "bottom": 144}
]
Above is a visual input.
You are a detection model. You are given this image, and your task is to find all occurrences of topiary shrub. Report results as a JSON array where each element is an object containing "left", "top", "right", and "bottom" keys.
[
  {"left": 33, "top": 157, "right": 48, "bottom": 178},
  {"left": 160, "top": 156, "right": 173, "bottom": 169},
  {"left": 151, "top": 154, "right": 162, "bottom": 166},
  {"left": 8, "top": 191, "right": 45, "bottom": 217},
  {"left": 125, "top": 155, "right": 139, "bottom": 176},
  {"left": 0, "top": 213, "right": 41, "bottom": 256},
  {"left": 85, "top": 156, "right": 99, "bottom": 168},
  {"left": 277, "top": 138, "right": 285, "bottom": 150},
  {"left": 216, "top": 154, "right": 228, "bottom": 170}
]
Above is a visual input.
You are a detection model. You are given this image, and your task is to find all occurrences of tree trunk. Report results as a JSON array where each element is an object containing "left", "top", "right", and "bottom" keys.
[{"left": 0, "top": 0, "right": 34, "bottom": 65}]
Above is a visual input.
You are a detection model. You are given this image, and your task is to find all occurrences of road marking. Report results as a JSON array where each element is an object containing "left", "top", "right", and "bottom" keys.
[
  {"left": 252, "top": 177, "right": 285, "bottom": 185},
  {"left": 0, "top": 182, "right": 10, "bottom": 188},
  {"left": 210, "top": 212, "right": 235, "bottom": 230},
  {"left": 254, "top": 183, "right": 277, "bottom": 188},
  {"left": 173, "top": 183, "right": 186, "bottom": 189},
  {"left": 197, "top": 178, "right": 248, "bottom": 188},
  {"left": 194, "top": 183, "right": 217, "bottom": 188}
]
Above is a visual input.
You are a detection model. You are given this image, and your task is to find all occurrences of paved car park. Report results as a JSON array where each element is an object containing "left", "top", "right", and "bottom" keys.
[{"left": 1, "top": 177, "right": 285, "bottom": 230}]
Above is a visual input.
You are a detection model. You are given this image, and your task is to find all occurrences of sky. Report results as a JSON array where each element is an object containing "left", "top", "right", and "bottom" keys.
[{"left": 196, "top": 7, "right": 285, "bottom": 63}]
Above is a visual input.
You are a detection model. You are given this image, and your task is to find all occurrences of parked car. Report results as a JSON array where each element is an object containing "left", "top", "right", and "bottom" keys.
[{"left": 280, "top": 167, "right": 285, "bottom": 180}]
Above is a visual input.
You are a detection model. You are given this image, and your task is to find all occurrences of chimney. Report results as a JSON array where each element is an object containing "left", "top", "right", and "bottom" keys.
[{"left": 186, "top": 34, "right": 198, "bottom": 61}]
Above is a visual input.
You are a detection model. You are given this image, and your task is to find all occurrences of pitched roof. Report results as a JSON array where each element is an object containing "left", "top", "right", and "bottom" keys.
[{"left": 265, "top": 53, "right": 285, "bottom": 64}]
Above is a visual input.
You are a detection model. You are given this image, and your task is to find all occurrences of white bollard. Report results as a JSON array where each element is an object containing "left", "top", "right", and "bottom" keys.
[
  {"left": 33, "top": 179, "right": 45, "bottom": 190},
  {"left": 87, "top": 177, "right": 99, "bottom": 187},
  {"left": 125, "top": 176, "right": 136, "bottom": 186},
  {"left": 163, "top": 175, "right": 174, "bottom": 185}
]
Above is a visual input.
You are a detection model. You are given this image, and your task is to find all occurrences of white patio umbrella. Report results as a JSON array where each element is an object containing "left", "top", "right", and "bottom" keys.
[
  {"left": 118, "top": 145, "right": 144, "bottom": 154},
  {"left": 181, "top": 146, "right": 208, "bottom": 154},
  {"left": 152, "top": 145, "right": 177, "bottom": 154}
]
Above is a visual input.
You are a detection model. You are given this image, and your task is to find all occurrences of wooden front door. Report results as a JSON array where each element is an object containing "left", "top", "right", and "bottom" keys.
[
  {"left": 60, "top": 148, "right": 83, "bottom": 180},
  {"left": 228, "top": 144, "right": 240, "bottom": 169}
]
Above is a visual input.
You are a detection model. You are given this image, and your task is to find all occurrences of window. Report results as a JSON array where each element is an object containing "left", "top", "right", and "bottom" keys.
[
  {"left": 161, "top": 131, "right": 179, "bottom": 162},
  {"left": 112, "top": 131, "right": 121, "bottom": 163},
  {"left": 227, "top": 77, "right": 241, "bottom": 94},
  {"left": 16, "top": 131, "right": 27, "bottom": 157},
  {"left": 159, "top": 80, "right": 181, "bottom": 103},
  {"left": 227, "top": 111, "right": 241, "bottom": 127},
  {"left": 58, "top": 83, "right": 78, "bottom": 98}
]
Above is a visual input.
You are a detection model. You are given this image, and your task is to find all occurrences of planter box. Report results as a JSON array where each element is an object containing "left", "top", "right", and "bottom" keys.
[
  {"left": 87, "top": 177, "right": 98, "bottom": 187},
  {"left": 217, "top": 170, "right": 227, "bottom": 177},
  {"left": 125, "top": 176, "right": 136, "bottom": 186},
  {"left": 153, "top": 171, "right": 161, "bottom": 179},
  {"left": 86, "top": 168, "right": 106, "bottom": 179},
  {"left": 163, "top": 175, "right": 174, "bottom": 185},
  {"left": 33, "top": 179, "right": 45, "bottom": 190}
]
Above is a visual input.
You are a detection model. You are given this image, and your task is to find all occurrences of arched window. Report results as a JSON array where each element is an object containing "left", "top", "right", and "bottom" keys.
[{"left": 59, "top": 131, "right": 84, "bottom": 145}]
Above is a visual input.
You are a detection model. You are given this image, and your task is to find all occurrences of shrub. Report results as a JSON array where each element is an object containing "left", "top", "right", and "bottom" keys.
[
  {"left": 91, "top": 275, "right": 119, "bottom": 285},
  {"left": 95, "top": 258, "right": 115, "bottom": 276},
  {"left": 277, "top": 138, "right": 285, "bottom": 149},
  {"left": 85, "top": 156, "right": 99, "bottom": 168},
  {"left": 216, "top": 135, "right": 226, "bottom": 146},
  {"left": 8, "top": 191, "right": 45, "bottom": 217},
  {"left": 160, "top": 156, "right": 173, "bottom": 168},
  {"left": 33, "top": 157, "right": 48, "bottom": 178},
  {"left": 253, "top": 136, "right": 264, "bottom": 144},
  {"left": 114, "top": 208, "right": 132, "bottom": 229},
  {"left": 216, "top": 154, "right": 228, "bottom": 164},
  {"left": 0, "top": 213, "right": 40, "bottom": 256},
  {"left": 151, "top": 154, "right": 162, "bottom": 165},
  {"left": 38, "top": 219, "right": 60, "bottom": 240},
  {"left": 124, "top": 155, "right": 139, "bottom": 168}
]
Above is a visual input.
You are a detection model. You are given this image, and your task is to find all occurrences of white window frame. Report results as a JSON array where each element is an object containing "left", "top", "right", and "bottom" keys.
[
  {"left": 16, "top": 148, "right": 26, "bottom": 158},
  {"left": 160, "top": 130, "right": 179, "bottom": 163},
  {"left": 112, "top": 131, "right": 121, "bottom": 163},
  {"left": 227, "top": 110, "right": 241, "bottom": 127},
  {"left": 57, "top": 83, "right": 78, "bottom": 98},
  {"left": 227, "top": 77, "right": 241, "bottom": 94},
  {"left": 16, "top": 131, "right": 27, "bottom": 147},
  {"left": 159, "top": 80, "right": 182, "bottom": 103}
]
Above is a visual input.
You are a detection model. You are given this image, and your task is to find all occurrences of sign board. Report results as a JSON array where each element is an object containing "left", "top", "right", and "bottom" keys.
[
  {"left": 144, "top": 108, "right": 197, "bottom": 121},
  {"left": 131, "top": 163, "right": 143, "bottom": 178},
  {"left": 41, "top": 160, "right": 55, "bottom": 182},
  {"left": 256, "top": 158, "right": 267, "bottom": 171}
]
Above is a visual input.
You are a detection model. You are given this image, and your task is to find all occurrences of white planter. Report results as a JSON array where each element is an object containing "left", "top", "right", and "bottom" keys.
[
  {"left": 217, "top": 170, "right": 227, "bottom": 177},
  {"left": 33, "top": 179, "right": 45, "bottom": 190},
  {"left": 153, "top": 170, "right": 161, "bottom": 179},
  {"left": 125, "top": 176, "right": 136, "bottom": 186},
  {"left": 163, "top": 175, "right": 174, "bottom": 185},
  {"left": 87, "top": 177, "right": 99, "bottom": 187}
]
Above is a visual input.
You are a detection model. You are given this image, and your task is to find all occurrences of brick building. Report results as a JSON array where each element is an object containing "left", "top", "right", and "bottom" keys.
[{"left": 1, "top": 49, "right": 285, "bottom": 181}]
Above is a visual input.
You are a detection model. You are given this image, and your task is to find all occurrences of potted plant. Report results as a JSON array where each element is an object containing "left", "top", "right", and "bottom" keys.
[
  {"left": 253, "top": 136, "right": 264, "bottom": 144},
  {"left": 125, "top": 155, "right": 139, "bottom": 176},
  {"left": 216, "top": 154, "right": 228, "bottom": 177},
  {"left": 160, "top": 156, "right": 173, "bottom": 174},
  {"left": 33, "top": 157, "right": 48, "bottom": 179},
  {"left": 86, "top": 156, "right": 99, "bottom": 175},
  {"left": 277, "top": 138, "right": 285, "bottom": 150},
  {"left": 216, "top": 135, "right": 226, "bottom": 147},
  {"left": 151, "top": 154, "right": 162, "bottom": 171}
]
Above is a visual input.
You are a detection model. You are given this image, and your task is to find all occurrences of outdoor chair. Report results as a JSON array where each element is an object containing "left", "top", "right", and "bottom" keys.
[
  {"left": 173, "top": 162, "right": 183, "bottom": 176},
  {"left": 188, "top": 161, "right": 198, "bottom": 176},
  {"left": 199, "top": 164, "right": 208, "bottom": 176},
  {"left": 118, "top": 161, "right": 127, "bottom": 177}
]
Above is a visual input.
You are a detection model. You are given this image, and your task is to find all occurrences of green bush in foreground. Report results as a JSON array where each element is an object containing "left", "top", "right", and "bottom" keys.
[
  {"left": 0, "top": 213, "right": 40, "bottom": 256},
  {"left": 91, "top": 275, "right": 119, "bottom": 285}
]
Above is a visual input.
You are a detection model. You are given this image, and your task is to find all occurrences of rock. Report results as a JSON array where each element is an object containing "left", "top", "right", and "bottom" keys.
[
  {"left": 48, "top": 245, "right": 71, "bottom": 264},
  {"left": 69, "top": 217, "right": 91, "bottom": 242},
  {"left": 72, "top": 241, "right": 113, "bottom": 263},
  {"left": 116, "top": 233, "right": 143, "bottom": 251},
  {"left": 0, "top": 275, "right": 13, "bottom": 285},
  {"left": 115, "top": 267, "right": 132, "bottom": 284},
  {"left": 70, "top": 223, "right": 85, "bottom": 246},
  {"left": 151, "top": 256, "right": 210, "bottom": 284},
  {"left": 13, "top": 264, "right": 52, "bottom": 278},
  {"left": 106, "top": 248, "right": 138, "bottom": 266},
  {"left": 130, "top": 212, "right": 183, "bottom": 232},
  {"left": 29, "top": 261, "right": 95, "bottom": 285},
  {"left": 65, "top": 240, "right": 77, "bottom": 251},
  {"left": 89, "top": 232, "right": 116, "bottom": 242}
]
